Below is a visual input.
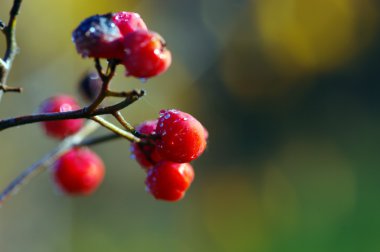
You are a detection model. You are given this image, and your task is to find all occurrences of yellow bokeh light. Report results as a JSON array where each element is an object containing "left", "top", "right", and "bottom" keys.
[{"left": 254, "top": 0, "right": 377, "bottom": 74}]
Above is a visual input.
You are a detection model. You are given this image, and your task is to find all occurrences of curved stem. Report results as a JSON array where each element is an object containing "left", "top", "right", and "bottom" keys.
[{"left": 0, "top": 0, "right": 23, "bottom": 101}]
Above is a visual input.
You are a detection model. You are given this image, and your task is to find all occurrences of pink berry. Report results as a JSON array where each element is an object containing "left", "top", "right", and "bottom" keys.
[
  {"left": 145, "top": 161, "right": 194, "bottom": 201},
  {"left": 53, "top": 148, "right": 105, "bottom": 195},
  {"left": 72, "top": 14, "right": 124, "bottom": 59},
  {"left": 130, "top": 120, "right": 162, "bottom": 169},
  {"left": 122, "top": 30, "right": 172, "bottom": 78},
  {"left": 39, "top": 95, "right": 84, "bottom": 139},
  {"left": 156, "top": 109, "right": 207, "bottom": 163},
  {"left": 112, "top": 12, "right": 148, "bottom": 36}
]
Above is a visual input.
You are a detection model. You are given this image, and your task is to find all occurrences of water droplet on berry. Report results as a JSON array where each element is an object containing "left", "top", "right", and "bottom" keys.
[
  {"left": 60, "top": 104, "right": 73, "bottom": 112},
  {"left": 164, "top": 114, "right": 171, "bottom": 119},
  {"left": 183, "top": 117, "right": 188, "bottom": 121},
  {"left": 159, "top": 122, "right": 164, "bottom": 128}
]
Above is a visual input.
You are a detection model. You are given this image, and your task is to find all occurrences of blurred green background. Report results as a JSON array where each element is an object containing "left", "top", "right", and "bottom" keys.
[{"left": 1, "top": 0, "right": 380, "bottom": 251}]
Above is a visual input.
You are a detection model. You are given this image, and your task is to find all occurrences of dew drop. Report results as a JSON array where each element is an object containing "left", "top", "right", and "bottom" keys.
[
  {"left": 164, "top": 114, "right": 171, "bottom": 119},
  {"left": 159, "top": 123, "right": 164, "bottom": 128}
]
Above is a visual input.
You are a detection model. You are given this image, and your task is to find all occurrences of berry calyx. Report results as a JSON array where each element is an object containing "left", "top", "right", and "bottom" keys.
[
  {"left": 145, "top": 161, "right": 194, "bottom": 201},
  {"left": 39, "top": 95, "right": 84, "bottom": 139},
  {"left": 156, "top": 109, "right": 207, "bottom": 163},
  {"left": 53, "top": 148, "right": 105, "bottom": 195},
  {"left": 122, "top": 30, "right": 172, "bottom": 78},
  {"left": 72, "top": 14, "right": 124, "bottom": 59},
  {"left": 112, "top": 12, "right": 148, "bottom": 36},
  {"left": 130, "top": 120, "right": 162, "bottom": 169}
]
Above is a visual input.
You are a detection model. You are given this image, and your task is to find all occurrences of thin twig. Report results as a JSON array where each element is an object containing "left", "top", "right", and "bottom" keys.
[
  {"left": 0, "top": 0, "right": 23, "bottom": 101},
  {"left": 0, "top": 121, "right": 99, "bottom": 206}
]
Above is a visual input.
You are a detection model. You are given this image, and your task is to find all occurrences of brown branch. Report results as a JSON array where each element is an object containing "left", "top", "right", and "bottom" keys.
[
  {"left": 0, "top": 89, "right": 145, "bottom": 131},
  {"left": 0, "top": 0, "right": 23, "bottom": 99}
]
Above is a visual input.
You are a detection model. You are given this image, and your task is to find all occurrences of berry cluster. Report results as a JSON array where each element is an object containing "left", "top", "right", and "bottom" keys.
[
  {"left": 72, "top": 12, "right": 171, "bottom": 78},
  {"left": 32, "top": 12, "right": 207, "bottom": 202},
  {"left": 132, "top": 110, "right": 208, "bottom": 201}
]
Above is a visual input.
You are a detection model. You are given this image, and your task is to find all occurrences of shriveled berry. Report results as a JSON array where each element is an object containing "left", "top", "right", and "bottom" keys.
[
  {"left": 39, "top": 95, "right": 84, "bottom": 139},
  {"left": 72, "top": 14, "right": 124, "bottom": 59},
  {"left": 130, "top": 120, "right": 162, "bottom": 169},
  {"left": 112, "top": 11, "right": 148, "bottom": 36},
  {"left": 156, "top": 109, "right": 207, "bottom": 163},
  {"left": 122, "top": 30, "right": 172, "bottom": 78},
  {"left": 79, "top": 72, "right": 102, "bottom": 101},
  {"left": 145, "top": 161, "right": 194, "bottom": 201},
  {"left": 53, "top": 148, "right": 105, "bottom": 195}
]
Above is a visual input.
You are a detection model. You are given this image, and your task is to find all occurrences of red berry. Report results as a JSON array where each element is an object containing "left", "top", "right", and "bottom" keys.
[
  {"left": 156, "top": 109, "right": 207, "bottom": 163},
  {"left": 72, "top": 14, "right": 124, "bottom": 59},
  {"left": 122, "top": 30, "right": 172, "bottom": 78},
  {"left": 112, "top": 12, "right": 148, "bottom": 36},
  {"left": 145, "top": 161, "right": 194, "bottom": 201},
  {"left": 39, "top": 95, "right": 84, "bottom": 139},
  {"left": 130, "top": 120, "right": 162, "bottom": 169},
  {"left": 53, "top": 148, "right": 105, "bottom": 195}
]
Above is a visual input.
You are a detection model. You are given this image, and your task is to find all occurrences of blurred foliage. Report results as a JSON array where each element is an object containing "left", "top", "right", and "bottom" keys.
[{"left": 1, "top": 0, "right": 380, "bottom": 251}]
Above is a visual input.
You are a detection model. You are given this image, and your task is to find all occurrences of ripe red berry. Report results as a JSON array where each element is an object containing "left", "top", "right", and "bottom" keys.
[
  {"left": 72, "top": 14, "right": 124, "bottom": 59},
  {"left": 122, "top": 30, "right": 172, "bottom": 78},
  {"left": 145, "top": 161, "right": 194, "bottom": 201},
  {"left": 79, "top": 72, "right": 102, "bottom": 102},
  {"left": 112, "top": 12, "right": 148, "bottom": 36},
  {"left": 130, "top": 120, "right": 162, "bottom": 169},
  {"left": 156, "top": 109, "right": 207, "bottom": 163},
  {"left": 53, "top": 148, "right": 105, "bottom": 195},
  {"left": 39, "top": 95, "right": 84, "bottom": 139}
]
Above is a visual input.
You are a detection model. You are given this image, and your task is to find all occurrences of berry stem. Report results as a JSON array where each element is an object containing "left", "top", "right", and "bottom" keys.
[
  {"left": 85, "top": 59, "right": 117, "bottom": 113},
  {"left": 92, "top": 115, "right": 140, "bottom": 142},
  {"left": 112, "top": 111, "right": 135, "bottom": 132},
  {"left": 0, "top": 120, "right": 99, "bottom": 206}
]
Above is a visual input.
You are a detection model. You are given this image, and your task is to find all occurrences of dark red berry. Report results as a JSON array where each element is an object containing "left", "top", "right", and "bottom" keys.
[
  {"left": 130, "top": 120, "right": 162, "bottom": 169},
  {"left": 156, "top": 109, "right": 207, "bottom": 163},
  {"left": 53, "top": 148, "right": 105, "bottom": 195},
  {"left": 72, "top": 14, "right": 124, "bottom": 59},
  {"left": 39, "top": 95, "right": 84, "bottom": 139},
  {"left": 145, "top": 161, "right": 194, "bottom": 201},
  {"left": 122, "top": 30, "right": 172, "bottom": 78},
  {"left": 79, "top": 72, "right": 102, "bottom": 101},
  {"left": 112, "top": 12, "right": 148, "bottom": 36}
]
